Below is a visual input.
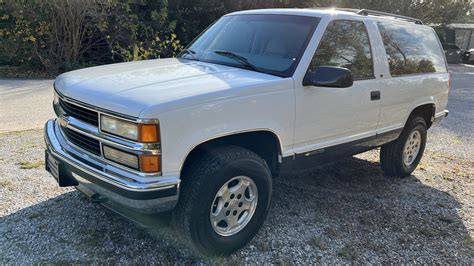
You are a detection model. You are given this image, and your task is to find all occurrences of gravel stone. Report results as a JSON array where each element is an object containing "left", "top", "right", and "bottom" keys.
[{"left": 0, "top": 127, "right": 472, "bottom": 264}]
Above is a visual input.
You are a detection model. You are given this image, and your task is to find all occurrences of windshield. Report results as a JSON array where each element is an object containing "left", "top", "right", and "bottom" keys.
[{"left": 178, "top": 14, "right": 321, "bottom": 77}]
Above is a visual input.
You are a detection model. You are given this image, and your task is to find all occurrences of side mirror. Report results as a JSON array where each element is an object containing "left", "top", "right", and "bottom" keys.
[{"left": 303, "top": 66, "right": 353, "bottom": 88}]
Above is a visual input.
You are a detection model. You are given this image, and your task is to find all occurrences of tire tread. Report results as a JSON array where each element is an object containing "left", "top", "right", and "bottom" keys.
[
  {"left": 172, "top": 145, "right": 270, "bottom": 254},
  {"left": 380, "top": 116, "right": 427, "bottom": 177}
]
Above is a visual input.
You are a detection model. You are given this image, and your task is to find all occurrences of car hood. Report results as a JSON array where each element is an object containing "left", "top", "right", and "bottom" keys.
[{"left": 55, "top": 58, "right": 282, "bottom": 118}]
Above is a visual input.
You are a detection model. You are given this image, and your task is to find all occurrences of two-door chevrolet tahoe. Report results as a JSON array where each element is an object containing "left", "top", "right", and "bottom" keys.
[{"left": 45, "top": 8, "right": 449, "bottom": 254}]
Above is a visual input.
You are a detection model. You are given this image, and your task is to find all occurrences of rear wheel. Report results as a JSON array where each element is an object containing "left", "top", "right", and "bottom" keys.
[
  {"left": 380, "top": 116, "right": 427, "bottom": 177},
  {"left": 172, "top": 146, "right": 272, "bottom": 255}
]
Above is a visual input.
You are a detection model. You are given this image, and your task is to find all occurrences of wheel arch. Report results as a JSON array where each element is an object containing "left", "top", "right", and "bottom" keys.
[
  {"left": 179, "top": 130, "right": 283, "bottom": 178},
  {"left": 406, "top": 103, "right": 436, "bottom": 129}
]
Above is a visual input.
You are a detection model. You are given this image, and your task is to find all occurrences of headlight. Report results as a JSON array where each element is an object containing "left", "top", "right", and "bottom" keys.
[
  {"left": 100, "top": 115, "right": 160, "bottom": 143},
  {"left": 101, "top": 115, "right": 138, "bottom": 140}
]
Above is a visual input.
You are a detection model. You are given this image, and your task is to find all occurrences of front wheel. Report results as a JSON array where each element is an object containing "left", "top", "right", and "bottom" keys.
[
  {"left": 380, "top": 116, "right": 427, "bottom": 177},
  {"left": 172, "top": 146, "right": 272, "bottom": 255}
]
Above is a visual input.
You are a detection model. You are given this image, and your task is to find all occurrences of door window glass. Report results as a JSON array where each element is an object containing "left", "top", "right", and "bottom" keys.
[{"left": 309, "top": 20, "right": 374, "bottom": 80}]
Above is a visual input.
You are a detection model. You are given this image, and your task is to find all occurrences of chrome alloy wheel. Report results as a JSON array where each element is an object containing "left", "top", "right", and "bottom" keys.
[
  {"left": 210, "top": 176, "right": 258, "bottom": 237},
  {"left": 403, "top": 130, "right": 421, "bottom": 166}
]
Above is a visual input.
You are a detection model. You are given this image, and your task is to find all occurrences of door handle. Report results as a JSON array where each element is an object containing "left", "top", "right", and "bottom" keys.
[{"left": 371, "top": 91, "right": 381, "bottom": 101}]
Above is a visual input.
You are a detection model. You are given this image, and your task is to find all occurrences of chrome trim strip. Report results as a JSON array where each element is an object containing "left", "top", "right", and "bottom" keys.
[
  {"left": 58, "top": 116, "right": 161, "bottom": 153},
  {"left": 45, "top": 119, "right": 179, "bottom": 191},
  {"left": 376, "top": 125, "right": 404, "bottom": 135},
  {"left": 434, "top": 110, "right": 449, "bottom": 118},
  {"left": 432, "top": 110, "right": 449, "bottom": 127}
]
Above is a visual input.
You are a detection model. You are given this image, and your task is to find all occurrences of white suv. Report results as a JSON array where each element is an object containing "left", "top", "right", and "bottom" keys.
[{"left": 44, "top": 8, "right": 449, "bottom": 254}]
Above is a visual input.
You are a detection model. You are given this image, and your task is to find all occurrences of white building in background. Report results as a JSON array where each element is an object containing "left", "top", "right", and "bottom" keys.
[
  {"left": 449, "top": 24, "right": 474, "bottom": 49},
  {"left": 434, "top": 23, "right": 474, "bottom": 50},
  {"left": 436, "top": 0, "right": 474, "bottom": 51}
]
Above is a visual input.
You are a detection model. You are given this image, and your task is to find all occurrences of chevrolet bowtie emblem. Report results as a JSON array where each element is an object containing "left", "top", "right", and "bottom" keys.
[{"left": 59, "top": 116, "right": 69, "bottom": 127}]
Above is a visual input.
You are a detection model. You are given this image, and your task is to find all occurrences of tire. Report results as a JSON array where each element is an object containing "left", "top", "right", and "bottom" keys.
[
  {"left": 380, "top": 116, "right": 427, "bottom": 177},
  {"left": 172, "top": 146, "right": 273, "bottom": 255}
]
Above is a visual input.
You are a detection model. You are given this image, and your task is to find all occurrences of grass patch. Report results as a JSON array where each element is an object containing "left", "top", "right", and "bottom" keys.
[
  {"left": 276, "top": 258, "right": 294, "bottom": 266},
  {"left": 465, "top": 236, "right": 474, "bottom": 247},
  {"left": 211, "top": 256, "right": 242, "bottom": 266},
  {"left": 309, "top": 236, "right": 327, "bottom": 250},
  {"left": 0, "top": 66, "right": 52, "bottom": 79},
  {"left": 28, "top": 212, "right": 43, "bottom": 219},
  {"left": 256, "top": 241, "right": 271, "bottom": 252},
  {"left": 338, "top": 245, "right": 357, "bottom": 261},
  {"left": 0, "top": 179, "right": 13, "bottom": 189},
  {"left": 419, "top": 227, "right": 439, "bottom": 238},
  {"left": 438, "top": 216, "right": 455, "bottom": 224},
  {"left": 17, "top": 160, "right": 44, "bottom": 169}
]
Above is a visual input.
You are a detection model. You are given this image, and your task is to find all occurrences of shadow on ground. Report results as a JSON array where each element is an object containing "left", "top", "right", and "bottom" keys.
[{"left": 1, "top": 156, "right": 472, "bottom": 263}]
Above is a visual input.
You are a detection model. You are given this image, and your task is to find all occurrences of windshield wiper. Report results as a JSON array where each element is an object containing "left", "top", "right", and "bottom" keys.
[
  {"left": 214, "top": 50, "right": 259, "bottom": 71},
  {"left": 181, "top": 48, "right": 198, "bottom": 60}
]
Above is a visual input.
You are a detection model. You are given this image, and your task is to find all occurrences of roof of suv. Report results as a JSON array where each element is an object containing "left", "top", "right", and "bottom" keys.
[{"left": 228, "top": 8, "right": 424, "bottom": 26}]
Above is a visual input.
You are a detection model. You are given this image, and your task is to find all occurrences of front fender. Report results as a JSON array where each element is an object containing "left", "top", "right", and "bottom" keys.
[{"left": 156, "top": 85, "right": 295, "bottom": 176}]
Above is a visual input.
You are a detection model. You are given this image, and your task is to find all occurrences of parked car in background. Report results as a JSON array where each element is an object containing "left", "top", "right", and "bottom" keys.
[
  {"left": 443, "top": 43, "right": 463, "bottom": 64},
  {"left": 44, "top": 8, "right": 449, "bottom": 255},
  {"left": 463, "top": 48, "right": 474, "bottom": 64}
]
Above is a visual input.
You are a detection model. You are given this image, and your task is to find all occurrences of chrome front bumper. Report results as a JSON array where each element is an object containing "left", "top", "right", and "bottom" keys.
[{"left": 44, "top": 119, "right": 180, "bottom": 214}]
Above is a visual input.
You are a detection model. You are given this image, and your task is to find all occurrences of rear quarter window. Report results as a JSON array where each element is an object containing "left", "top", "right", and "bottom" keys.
[{"left": 377, "top": 21, "right": 447, "bottom": 76}]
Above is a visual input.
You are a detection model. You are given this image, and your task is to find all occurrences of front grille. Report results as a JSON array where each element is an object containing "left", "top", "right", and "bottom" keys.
[
  {"left": 59, "top": 98, "right": 99, "bottom": 126},
  {"left": 62, "top": 127, "right": 101, "bottom": 156}
]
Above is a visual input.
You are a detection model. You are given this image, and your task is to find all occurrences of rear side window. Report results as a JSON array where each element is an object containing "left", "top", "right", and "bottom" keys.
[
  {"left": 309, "top": 20, "right": 374, "bottom": 80},
  {"left": 377, "top": 22, "right": 447, "bottom": 76}
]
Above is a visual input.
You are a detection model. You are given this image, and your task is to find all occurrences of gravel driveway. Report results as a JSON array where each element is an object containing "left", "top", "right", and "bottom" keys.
[{"left": 0, "top": 66, "right": 473, "bottom": 264}]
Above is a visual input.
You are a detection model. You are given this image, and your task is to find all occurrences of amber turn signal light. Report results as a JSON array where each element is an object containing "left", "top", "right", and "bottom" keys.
[
  {"left": 139, "top": 154, "right": 161, "bottom": 173},
  {"left": 138, "top": 124, "right": 160, "bottom": 143}
]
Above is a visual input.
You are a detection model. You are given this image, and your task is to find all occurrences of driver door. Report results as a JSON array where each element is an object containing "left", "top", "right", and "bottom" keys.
[{"left": 293, "top": 19, "right": 382, "bottom": 155}]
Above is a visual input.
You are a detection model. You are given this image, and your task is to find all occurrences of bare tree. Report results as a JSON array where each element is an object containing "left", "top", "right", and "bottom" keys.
[{"left": 32, "top": 0, "right": 111, "bottom": 73}]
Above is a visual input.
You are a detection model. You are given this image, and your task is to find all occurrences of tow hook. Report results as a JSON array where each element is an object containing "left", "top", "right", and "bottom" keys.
[{"left": 90, "top": 193, "right": 108, "bottom": 203}]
